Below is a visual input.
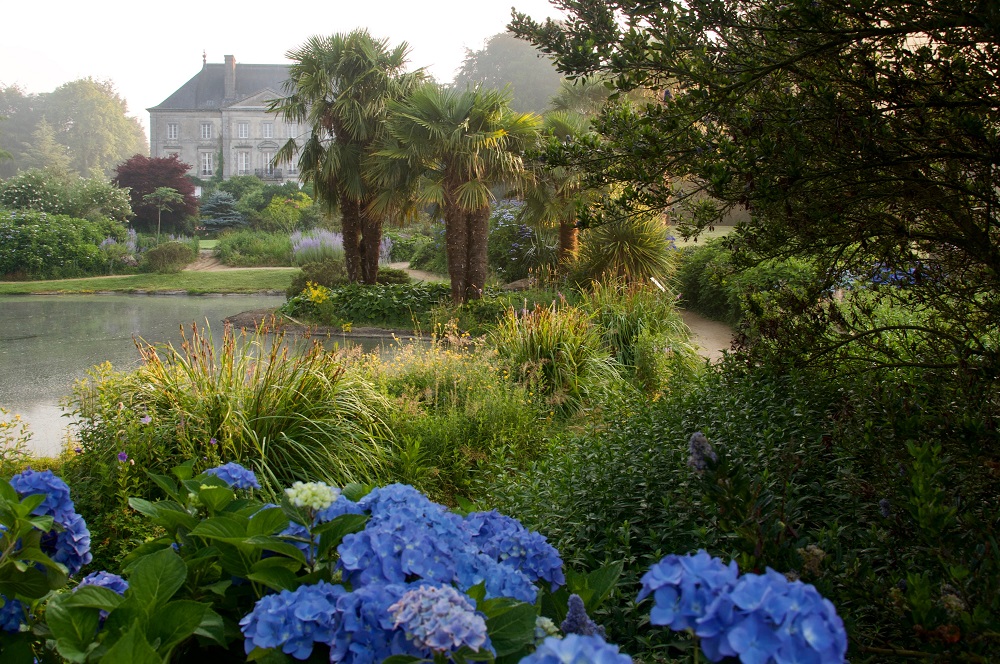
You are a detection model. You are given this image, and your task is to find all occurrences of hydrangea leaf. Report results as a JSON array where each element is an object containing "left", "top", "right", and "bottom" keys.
[
  {"left": 315, "top": 512, "right": 369, "bottom": 554},
  {"left": 101, "top": 624, "right": 161, "bottom": 664},
  {"left": 145, "top": 473, "right": 182, "bottom": 503},
  {"left": 246, "top": 566, "right": 300, "bottom": 592},
  {"left": 193, "top": 607, "right": 226, "bottom": 647},
  {"left": 481, "top": 599, "right": 537, "bottom": 657},
  {"left": 198, "top": 486, "right": 236, "bottom": 513},
  {"left": 61, "top": 585, "right": 125, "bottom": 611},
  {"left": 127, "top": 547, "right": 187, "bottom": 612},
  {"left": 45, "top": 595, "right": 102, "bottom": 663},
  {"left": 146, "top": 600, "right": 211, "bottom": 654},
  {"left": 245, "top": 507, "right": 288, "bottom": 537}
]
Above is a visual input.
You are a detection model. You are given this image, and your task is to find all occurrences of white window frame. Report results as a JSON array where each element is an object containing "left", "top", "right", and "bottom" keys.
[
  {"left": 200, "top": 152, "right": 214, "bottom": 176},
  {"left": 201, "top": 123, "right": 213, "bottom": 140},
  {"left": 166, "top": 123, "right": 178, "bottom": 140},
  {"left": 237, "top": 122, "right": 249, "bottom": 139},
  {"left": 262, "top": 122, "right": 273, "bottom": 139},
  {"left": 261, "top": 151, "right": 275, "bottom": 176},
  {"left": 286, "top": 123, "right": 298, "bottom": 139},
  {"left": 237, "top": 151, "right": 251, "bottom": 175}
]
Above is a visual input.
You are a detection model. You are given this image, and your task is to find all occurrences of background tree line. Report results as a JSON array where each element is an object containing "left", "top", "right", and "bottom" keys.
[{"left": 0, "top": 78, "right": 147, "bottom": 179}]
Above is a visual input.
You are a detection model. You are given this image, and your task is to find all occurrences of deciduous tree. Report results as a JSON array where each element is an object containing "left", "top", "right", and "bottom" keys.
[
  {"left": 114, "top": 154, "right": 198, "bottom": 234},
  {"left": 512, "top": 0, "right": 1000, "bottom": 373},
  {"left": 453, "top": 32, "right": 563, "bottom": 114}
]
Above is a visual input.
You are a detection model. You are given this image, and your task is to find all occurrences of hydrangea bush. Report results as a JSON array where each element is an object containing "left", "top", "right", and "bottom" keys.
[{"left": 0, "top": 462, "right": 848, "bottom": 663}]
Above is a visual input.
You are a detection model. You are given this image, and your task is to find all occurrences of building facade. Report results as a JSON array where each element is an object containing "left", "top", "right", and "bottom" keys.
[{"left": 148, "top": 55, "right": 300, "bottom": 183}]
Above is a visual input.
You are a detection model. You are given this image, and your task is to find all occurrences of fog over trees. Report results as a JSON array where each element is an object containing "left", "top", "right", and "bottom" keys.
[{"left": 0, "top": 78, "right": 147, "bottom": 179}]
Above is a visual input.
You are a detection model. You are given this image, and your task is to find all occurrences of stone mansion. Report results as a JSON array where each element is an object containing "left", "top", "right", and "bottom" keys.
[{"left": 148, "top": 54, "right": 300, "bottom": 183}]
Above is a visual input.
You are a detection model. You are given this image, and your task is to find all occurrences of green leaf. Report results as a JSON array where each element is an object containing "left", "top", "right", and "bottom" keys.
[
  {"left": 147, "top": 600, "right": 210, "bottom": 653},
  {"left": 191, "top": 607, "right": 226, "bottom": 646},
  {"left": 102, "top": 625, "right": 162, "bottom": 664},
  {"left": 128, "top": 547, "right": 187, "bottom": 612},
  {"left": 16, "top": 493, "right": 46, "bottom": 517},
  {"left": 46, "top": 596, "right": 102, "bottom": 663},
  {"left": 341, "top": 482, "right": 367, "bottom": 501},
  {"left": 567, "top": 560, "right": 623, "bottom": 610},
  {"left": 482, "top": 600, "right": 536, "bottom": 657},
  {"left": 0, "top": 481, "right": 18, "bottom": 503},
  {"left": 189, "top": 515, "right": 248, "bottom": 540},
  {"left": 245, "top": 536, "right": 307, "bottom": 563},
  {"left": 0, "top": 633, "right": 36, "bottom": 664},
  {"left": 0, "top": 564, "right": 54, "bottom": 599},
  {"left": 246, "top": 506, "right": 289, "bottom": 537},
  {"left": 246, "top": 566, "right": 299, "bottom": 592},
  {"left": 146, "top": 473, "right": 181, "bottom": 502},
  {"left": 199, "top": 486, "right": 235, "bottom": 513},
  {"left": 62, "top": 585, "right": 125, "bottom": 612},
  {"left": 171, "top": 459, "right": 197, "bottom": 481},
  {"left": 381, "top": 657, "right": 424, "bottom": 664},
  {"left": 315, "top": 513, "right": 368, "bottom": 554}
]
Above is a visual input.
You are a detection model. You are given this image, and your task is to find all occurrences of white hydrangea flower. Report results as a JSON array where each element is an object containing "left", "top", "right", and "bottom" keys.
[{"left": 285, "top": 481, "right": 340, "bottom": 511}]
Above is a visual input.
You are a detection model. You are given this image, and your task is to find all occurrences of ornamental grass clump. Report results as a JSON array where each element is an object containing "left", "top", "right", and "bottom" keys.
[{"left": 491, "top": 303, "right": 622, "bottom": 416}]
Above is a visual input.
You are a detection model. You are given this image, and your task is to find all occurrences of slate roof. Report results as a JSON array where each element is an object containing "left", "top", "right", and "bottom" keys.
[{"left": 149, "top": 63, "right": 291, "bottom": 111}]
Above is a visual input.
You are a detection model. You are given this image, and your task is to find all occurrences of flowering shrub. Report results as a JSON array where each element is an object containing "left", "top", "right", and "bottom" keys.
[
  {"left": 0, "top": 463, "right": 849, "bottom": 663},
  {"left": 638, "top": 550, "right": 848, "bottom": 663}
]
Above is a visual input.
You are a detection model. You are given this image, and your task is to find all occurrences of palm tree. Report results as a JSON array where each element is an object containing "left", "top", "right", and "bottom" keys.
[
  {"left": 521, "top": 111, "right": 601, "bottom": 268},
  {"left": 375, "top": 83, "right": 540, "bottom": 303},
  {"left": 269, "top": 30, "right": 422, "bottom": 283}
]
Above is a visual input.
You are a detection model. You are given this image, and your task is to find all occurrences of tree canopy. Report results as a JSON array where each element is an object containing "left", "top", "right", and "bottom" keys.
[
  {"left": 0, "top": 79, "right": 147, "bottom": 178},
  {"left": 452, "top": 32, "right": 563, "bottom": 114},
  {"left": 511, "top": 0, "right": 1000, "bottom": 374},
  {"left": 114, "top": 155, "right": 198, "bottom": 234}
]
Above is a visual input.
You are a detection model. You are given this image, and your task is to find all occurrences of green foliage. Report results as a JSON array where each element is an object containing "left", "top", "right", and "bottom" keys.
[
  {"left": 286, "top": 258, "right": 349, "bottom": 298},
  {"left": 384, "top": 227, "right": 432, "bottom": 263},
  {"left": 214, "top": 229, "right": 291, "bottom": 267},
  {"left": 571, "top": 210, "right": 678, "bottom": 286},
  {"left": 487, "top": 199, "right": 556, "bottom": 283},
  {"left": 139, "top": 241, "right": 195, "bottom": 274},
  {"left": 677, "top": 240, "right": 818, "bottom": 325},
  {"left": 62, "top": 325, "right": 392, "bottom": 566},
  {"left": 356, "top": 337, "right": 552, "bottom": 504},
  {"left": 255, "top": 192, "right": 312, "bottom": 233},
  {"left": 406, "top": 224, "right": 448, "bottom": 276},
  {"left": 579, "top": 281, "right": 702, "bottom": 392},
  {"left": 0, "top": 408, "right": 33, "bottom": 480},
  {"left": 0, "top": 210, "right": 128, "bottom": 279},
  {"left": 284, "top": 282, "right": 452, "bottom": 329},
  {"left": 490, "top": 303, "right": 622, "bottom": 417},
  {"left": 512, "top": 0, "right": 1000, "bottom": 377},
  {"left": 0, "top": 169, "right": 132, "bottom": 222}
]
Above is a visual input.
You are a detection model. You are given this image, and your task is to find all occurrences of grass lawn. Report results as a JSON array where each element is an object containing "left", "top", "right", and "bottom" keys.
[
  {"left": 0, "top": 270, "right": 296, "bottom": 295},
  {"left": 199, "top": 239, "right": 219, "bottom": 250}
]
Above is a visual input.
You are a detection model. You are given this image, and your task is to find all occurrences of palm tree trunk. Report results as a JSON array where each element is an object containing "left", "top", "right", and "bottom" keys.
[
  {"left": 341, "top": 198, "right": 362, "bottom": 283},
  {"left": 359, "top": 210, "right": 382, "bottom": 285},
  {"left": 558, "top": 218, "right": 579, "bottom": 269},
  {"left": 465, "top": 206, "right": 490, "bottom": 301},
  {"left": 444, "top": 185, "right": 468, "bottom": 303}
]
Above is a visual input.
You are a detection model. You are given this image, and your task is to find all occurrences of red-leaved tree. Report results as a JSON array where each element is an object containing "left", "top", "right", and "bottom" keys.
[{"left": 114, "top": 154, "right": 198, "bottom": 234}]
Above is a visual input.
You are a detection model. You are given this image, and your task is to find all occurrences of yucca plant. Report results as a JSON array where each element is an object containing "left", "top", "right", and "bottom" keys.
[
  {"left": 490, "top": 303, "right": 622, "bottom": 416},
  {"left": 128, "top": 321, "right": 392, "bottom": 497},
  {"left": 572, "top": 208, "right": 678, "bottom": 285}
]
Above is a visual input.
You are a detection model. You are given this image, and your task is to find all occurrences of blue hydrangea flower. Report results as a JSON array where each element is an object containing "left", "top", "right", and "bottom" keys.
[
  {"left": 11, "top": 469, "right": 92, "bottom": 576},
  {"left": 454, "top": 549, "right": 539, "bottom": 604},
  {"left": 637, "top": 550, "right": 739, "bottom": 633},
  {"left": 0, "top": 596, "right": 26, "bottom": 633},
  {"left": 78, "top": 571, "right": 128, "bottom": 595},
  {"left": 240, "top": 580, "right": 345, "bottom": 659},
  {"left": 205, "top": 462, "right": 261, "bottom": 490},
  {"left": 561, "top": 593, "right": 606, "bottom": 638},
  {"left": 464, "top": 510, "right": 565, "bottom": 590},
  {"left": 10, "top": 468, "right": 75, "bottom": 521},
  {"left": 521, "top": 634, "right": 632, "bottom": 664},
  {"left": 330, "top": 583, "right": 425, "bottom": 664},
  {"left": 389, "top": 584, "right": 492, "bottom": 654}
]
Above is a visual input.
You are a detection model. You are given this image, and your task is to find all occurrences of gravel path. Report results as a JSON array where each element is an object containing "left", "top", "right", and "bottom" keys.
[{"left": 681, "top": 309, "right": 734, "bottom": 362}]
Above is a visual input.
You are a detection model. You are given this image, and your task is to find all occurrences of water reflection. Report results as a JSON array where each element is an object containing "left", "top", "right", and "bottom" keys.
[{"left": 0, "top": 293, "right": 291, "bottom": 456}]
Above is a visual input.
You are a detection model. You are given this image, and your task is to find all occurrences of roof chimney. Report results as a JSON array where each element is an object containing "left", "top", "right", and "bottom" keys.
[{"left": 224, "top": 55, "right": 237, "bottom": 99}]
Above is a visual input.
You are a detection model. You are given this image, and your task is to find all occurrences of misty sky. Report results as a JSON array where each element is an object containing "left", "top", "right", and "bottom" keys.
[{"left": 2, "top": 0, "right": 565, "bottom": 136}]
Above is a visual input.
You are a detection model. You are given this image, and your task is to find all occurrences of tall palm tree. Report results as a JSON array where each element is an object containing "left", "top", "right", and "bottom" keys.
[
  {"left": 521, "top": 111, "right": 601, "bottom": 268},
  {"left": 269, "top": 30, "right": 422, "bottom": 283},
  {"left": 374, "top": 84, "right": 540, "bottom": 303}
]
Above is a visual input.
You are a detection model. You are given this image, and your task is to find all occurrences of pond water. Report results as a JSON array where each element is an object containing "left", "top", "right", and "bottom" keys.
[{"left": 0, "top": 293, "right": 291, "bottom": 457}]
